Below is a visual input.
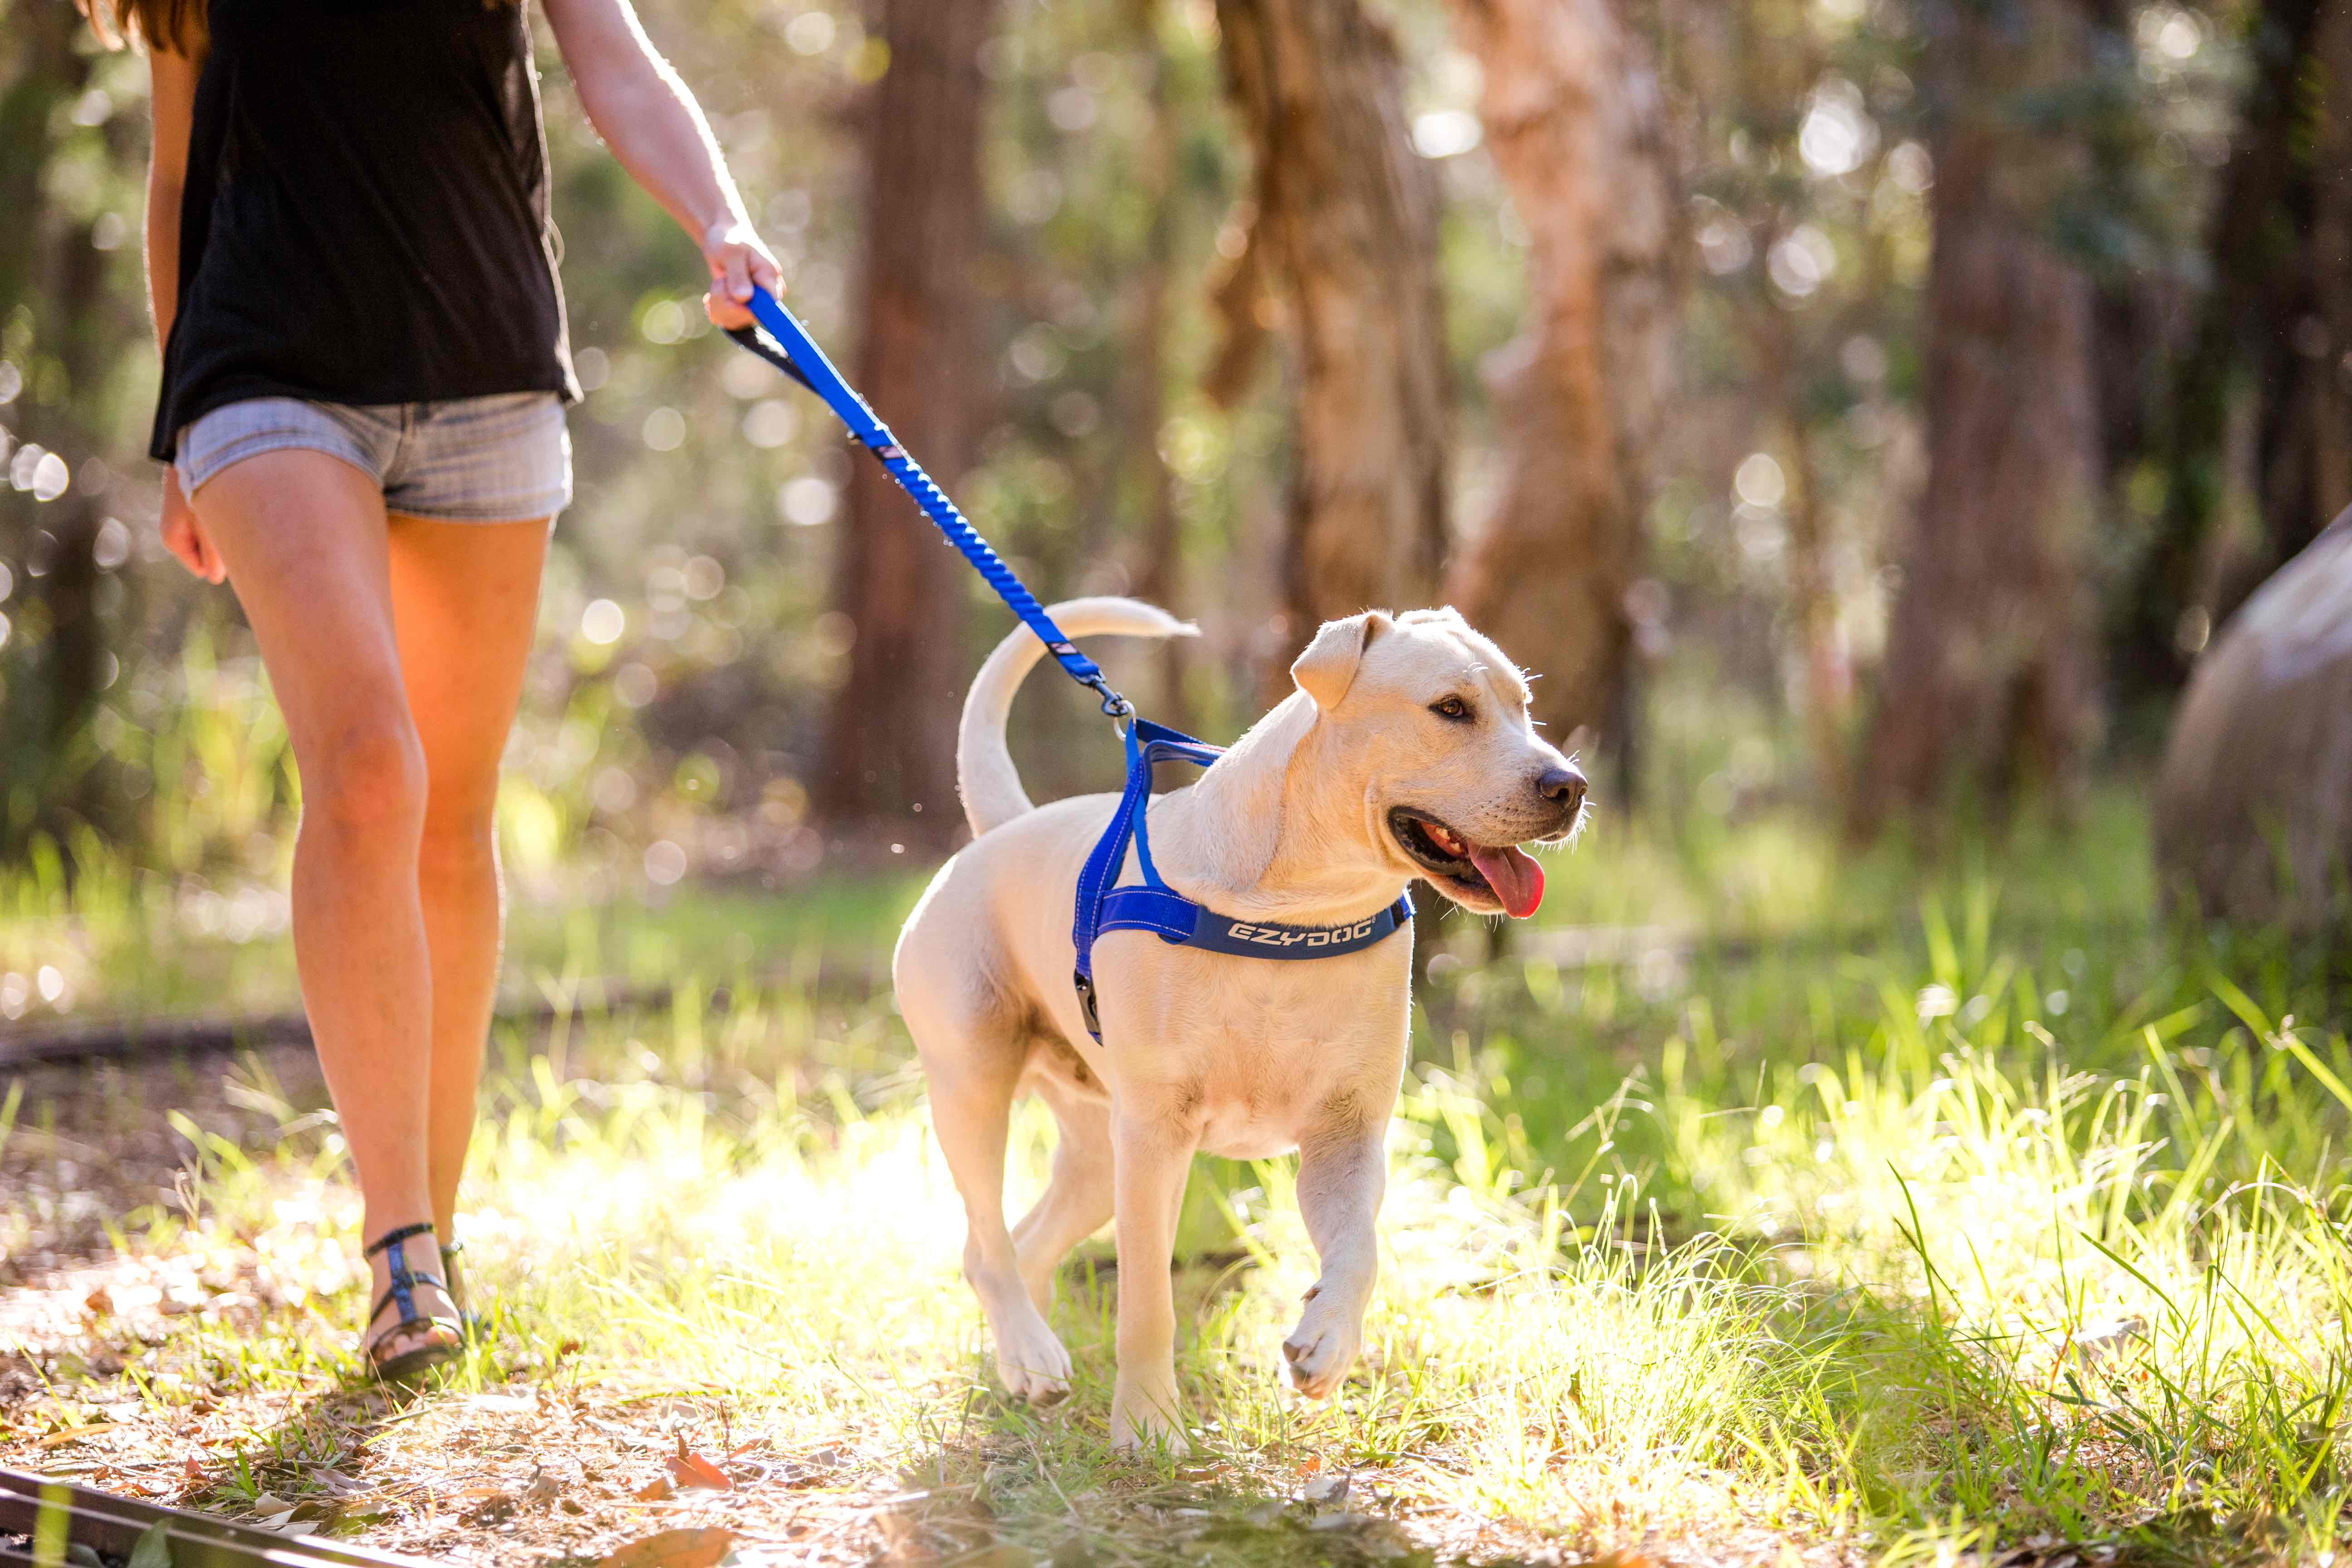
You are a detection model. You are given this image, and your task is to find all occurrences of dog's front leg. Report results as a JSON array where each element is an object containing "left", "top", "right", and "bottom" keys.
[
  {"left": 1109, "top": 1100, "right": 1198, "bottom": 1453},
  {"left": 1281, "top": 1117, "right": 1387, "bottom": 1399}
]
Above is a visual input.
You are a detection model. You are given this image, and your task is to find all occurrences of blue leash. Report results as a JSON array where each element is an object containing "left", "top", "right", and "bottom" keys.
[
  {"left": 728, "top": 289, "right": 1131, "bottom": 719},
  {"left": 726, "top": 287, "right": 1411, "bottom": 1043}
]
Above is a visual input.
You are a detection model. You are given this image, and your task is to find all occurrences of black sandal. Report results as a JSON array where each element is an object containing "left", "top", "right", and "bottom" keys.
[
  {"left": 363, "top": 1221, "right": 463, "bottom": 1384},
  {"left": 439, "top": 1237, "right": 488, "bottom": 1338}
]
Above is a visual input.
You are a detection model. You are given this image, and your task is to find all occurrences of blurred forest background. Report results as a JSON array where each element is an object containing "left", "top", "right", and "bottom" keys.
[
  {"left": 18, "top": 2, "right": 2352, "bottom": 1553},
  {"left": 1, "top": 0, "right": 2348, "bottom": 989}
]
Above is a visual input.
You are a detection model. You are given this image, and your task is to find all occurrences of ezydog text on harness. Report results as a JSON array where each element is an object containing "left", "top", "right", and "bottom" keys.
[{"left": 726, "top": 288, "right": 1411, "bottom": 1042}]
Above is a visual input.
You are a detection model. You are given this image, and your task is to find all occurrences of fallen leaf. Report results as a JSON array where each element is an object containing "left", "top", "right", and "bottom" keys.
[
  {"left": 666, "top": 1436, "right": 733, "bottom": 1492},
  {"left": 634, "top": 1477, "right": 676, "bottom": 1502},
  {"left": 595, "top": 1527, "right": 735, "bottom": 1568},
  {"left": 84, "top": 1289, "right": 115, "bottom": 1318},
  {"left": 34, "top": 1423, "right": 120, "bottom": 1448},
  {"left": 461, "top": 1494, "right": 517, "bottom": 1526},
  {"left": 310, "top": 1469, "right": 368, "bottom": 1498}
]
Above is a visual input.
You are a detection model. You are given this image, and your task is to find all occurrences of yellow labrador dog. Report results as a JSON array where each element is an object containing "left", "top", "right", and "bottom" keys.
[{"left": 894, "top": 597, "right": 1586, "bottom": 1449}]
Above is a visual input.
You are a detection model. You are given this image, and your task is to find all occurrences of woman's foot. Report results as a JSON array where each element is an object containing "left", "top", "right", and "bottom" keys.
[{"left": 363, "top": 1221, "right": 463, "bottom": 1383}]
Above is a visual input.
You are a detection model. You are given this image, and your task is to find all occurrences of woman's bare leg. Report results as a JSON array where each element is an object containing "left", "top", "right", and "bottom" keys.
[
  {"left": 188, "top": 452, "right": 457, "bottom": 1357},
  {"left": 385, "top": 514, "right": 550, "bottom": 1236}
]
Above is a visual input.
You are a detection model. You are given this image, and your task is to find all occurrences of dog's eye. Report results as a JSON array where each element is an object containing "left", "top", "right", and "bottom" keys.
[{"left": 1429, "top": 696, "right": 1473, "bottom": 723}]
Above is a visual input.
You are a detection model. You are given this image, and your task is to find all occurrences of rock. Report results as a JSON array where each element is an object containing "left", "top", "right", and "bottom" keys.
[{"left": 2156, "top": 509, "right": 2352, "bottom": 936}]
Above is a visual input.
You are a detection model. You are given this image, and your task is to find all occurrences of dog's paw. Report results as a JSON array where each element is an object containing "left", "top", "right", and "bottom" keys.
[
  {"left": 991, "top": 1317, "right": 1073, "bottom": 1406},
  {"left": 1281, "top": 1294, "right": 1363, "bottom": 1400}
]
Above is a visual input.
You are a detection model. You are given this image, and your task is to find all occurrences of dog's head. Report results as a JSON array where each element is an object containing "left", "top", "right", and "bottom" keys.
[{"left": 1291, "top": 608, "right": 1585, "bottom": 918}]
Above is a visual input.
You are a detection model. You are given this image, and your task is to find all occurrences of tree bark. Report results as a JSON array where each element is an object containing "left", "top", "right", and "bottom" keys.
[
  {"left": 2117, "top": 0, "right": 2329, "bottom": 704},
  {"left": 1124, "top": 0, "right": 1191, "bottom": 733},
  {"left": 0, "top": 5, "right": 113, "bottom": 854},
  {"left": 1214, "top": 0, "right": 1450, "bottom": 674},
  {"left": 1859, "top": 0, "right": 2102, "bottom": 823},
  {"left": 1441, "top": 0, "right": 1676, "bottom": 764},
  {"left": 814, "top": 0, "right": 997, "bottom": 836}
]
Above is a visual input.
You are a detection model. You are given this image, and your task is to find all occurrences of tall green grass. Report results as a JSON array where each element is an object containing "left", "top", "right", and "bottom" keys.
[{"left": 43, "top": 871, "right": 2344, "bottom": 1559}]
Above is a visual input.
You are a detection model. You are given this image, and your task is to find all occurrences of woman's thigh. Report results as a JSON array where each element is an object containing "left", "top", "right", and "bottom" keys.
[
  {"left": 385, "top": 514, "right": 550, "bottom": 829},
  {"left": 187, "top": 449, "right": 411, "bottom": 767}
]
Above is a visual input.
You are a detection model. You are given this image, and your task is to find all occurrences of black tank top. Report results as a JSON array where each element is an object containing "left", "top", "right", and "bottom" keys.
[{"left": 150, "top": 0, "right": 578, "bottom": 461}]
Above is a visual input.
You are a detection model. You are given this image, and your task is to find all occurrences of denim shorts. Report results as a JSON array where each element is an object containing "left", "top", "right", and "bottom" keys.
[{"left": 175, "top": 393, "right": 572, "bottom": 522}]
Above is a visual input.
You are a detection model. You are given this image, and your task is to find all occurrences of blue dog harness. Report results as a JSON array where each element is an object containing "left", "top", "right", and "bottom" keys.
[
  {"left": 1070, "top": 717, "right": 1414, "bottom": 1042},
  {"left": 725, "top": 289, "right": 1413, "bottom": 1044}
]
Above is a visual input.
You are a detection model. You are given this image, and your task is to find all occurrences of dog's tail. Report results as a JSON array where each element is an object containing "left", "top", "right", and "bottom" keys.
[{"left": 958, "top": 596, "right": 1198, "bottom": 839}]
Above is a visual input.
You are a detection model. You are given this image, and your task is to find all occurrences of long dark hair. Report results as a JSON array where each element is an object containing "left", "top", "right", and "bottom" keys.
[{"left": 79, "top": 0, "right": 207, "bottom": 54}]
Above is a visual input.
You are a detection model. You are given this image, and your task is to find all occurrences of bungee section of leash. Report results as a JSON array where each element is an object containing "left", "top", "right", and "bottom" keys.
[{"left": 724, "top": 288, "right": 1134, "bottom": 723}]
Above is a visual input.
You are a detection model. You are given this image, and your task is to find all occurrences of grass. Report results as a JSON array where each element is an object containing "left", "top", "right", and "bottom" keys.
[{"left": 5, "top": 774, "right": 2352, "bottom": 1564}]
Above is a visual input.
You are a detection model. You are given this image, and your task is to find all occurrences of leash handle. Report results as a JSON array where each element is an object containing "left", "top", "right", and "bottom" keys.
[{"left": 727, "top": 288, "right": 1132, "bottom": 719}]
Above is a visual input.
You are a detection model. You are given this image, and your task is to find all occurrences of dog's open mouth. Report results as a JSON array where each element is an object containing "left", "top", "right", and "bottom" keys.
[{"left": 1387, "top": 808, "right": 1545, "bottom": 918}]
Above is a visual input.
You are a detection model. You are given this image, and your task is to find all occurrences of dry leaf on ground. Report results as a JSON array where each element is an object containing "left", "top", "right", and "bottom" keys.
[
  {"left": 666, "top": 1436, "right": 733, "bottom": 1493},
  {"left": 595, "top": 1526, "right": 736, "bottom": 1568}
]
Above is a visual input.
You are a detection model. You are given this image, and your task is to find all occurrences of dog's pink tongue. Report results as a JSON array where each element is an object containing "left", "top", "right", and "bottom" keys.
[{"left": 1470, "top": 844, "right": 1544, "bottom": 918}]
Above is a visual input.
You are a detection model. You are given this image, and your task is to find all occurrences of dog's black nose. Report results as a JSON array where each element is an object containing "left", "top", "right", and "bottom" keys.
[{"left": 1537, "top": 766, "right": 1587, "bottom": 815}]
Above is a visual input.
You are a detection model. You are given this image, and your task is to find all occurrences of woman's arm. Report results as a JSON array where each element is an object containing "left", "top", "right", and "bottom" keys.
[
  {"left": 147, "top": 43, "right": 223, "bottom": 582},
  {"left": 542, "top": 0, "right": 781, "bottom": 328}
]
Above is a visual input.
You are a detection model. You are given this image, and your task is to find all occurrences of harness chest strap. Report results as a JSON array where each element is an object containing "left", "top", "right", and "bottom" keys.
[{"left": 1070, "top": 718, "right": 1413, "bottom": 1043}]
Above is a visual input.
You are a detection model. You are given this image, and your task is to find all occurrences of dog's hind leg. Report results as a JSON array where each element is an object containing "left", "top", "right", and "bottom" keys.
[
  {"left": 1011, "top": 1068, "right": 1113, "bottom": 1313},
  {"left": 904, "top": 986, "right": 1073, "bottom": 1406}
]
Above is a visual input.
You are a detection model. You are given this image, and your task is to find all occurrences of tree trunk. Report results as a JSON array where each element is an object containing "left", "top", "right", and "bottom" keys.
[
  {"left": 2117, "top": 0, "right": 2328, "bottom": 704},
  {"left": 0, "top": 5, "right": 112, "bottom": 855},
  {"left": 814, "top": 0, "right": 998, "bottom": 837},
  {"left": 1214, "top": 0, "right": 1450, "bottom": 676},
  {"left": 1859, "top": 0, "right": 2102, "bottom": 823},
  {"left": 1124, "top": 0, "right": 1191, "bottom": 733},
  {"left": 1441, "top": 0, "right": 1676, "bottom": 767}
]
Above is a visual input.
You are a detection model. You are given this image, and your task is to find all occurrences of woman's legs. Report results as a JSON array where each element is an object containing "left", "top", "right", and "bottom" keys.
[
  {"left": 189, "top": 452, "right": 453, "bottom": 1352},
  {"left": 384, "top": 513, "right": 549, "bottom": 1236},
  {"left": 192, "top": 452, "right": 550, "bottom": 1359}
]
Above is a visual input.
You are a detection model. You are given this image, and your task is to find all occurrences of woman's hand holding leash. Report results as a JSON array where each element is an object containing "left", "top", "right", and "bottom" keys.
[
  {"left": 159, "top": 466, "right": 225, "bottom": 583},
  {"left": 701, "top": 218, "right": 783, "bottom": 331}
]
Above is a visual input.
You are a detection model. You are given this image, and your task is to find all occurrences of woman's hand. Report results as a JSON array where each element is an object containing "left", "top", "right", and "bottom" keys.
[
  {"left": 702, "top": 218, "right": 784, "bottom": 329},
  {"left": 160, "top": 468, "right": 225, "bottom": 583}
]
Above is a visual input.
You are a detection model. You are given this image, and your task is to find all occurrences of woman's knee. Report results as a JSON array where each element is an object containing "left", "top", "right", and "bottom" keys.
[
  {"left": 302, "top": 714, "right": 430, "bottom": 841},
  {"left": 419, "top": 786, "right": 500, "bottom": 866}
]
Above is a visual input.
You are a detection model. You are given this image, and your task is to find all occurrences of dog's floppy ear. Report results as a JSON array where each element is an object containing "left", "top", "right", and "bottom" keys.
[{"left": 1290, "top": 611, "right": 1393, "bottom": 711}]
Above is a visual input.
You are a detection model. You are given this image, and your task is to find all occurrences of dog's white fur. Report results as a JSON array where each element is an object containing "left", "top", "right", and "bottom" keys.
[{"left": 894, "top": 597, "right": 1583, "bottom": 1450}]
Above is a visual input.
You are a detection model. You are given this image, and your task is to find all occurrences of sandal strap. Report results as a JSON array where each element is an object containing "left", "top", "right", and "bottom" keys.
[
  {"left": 370, "top": 1271, "right": 451, "bottom": 1329},
  {"left": 365, "top": 1221, "right": 438, "bottom": 1259}
]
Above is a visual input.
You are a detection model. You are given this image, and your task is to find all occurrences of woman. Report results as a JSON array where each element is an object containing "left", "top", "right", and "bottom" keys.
[{"left": 93, "top": 0, "right": 783, "bottom": 1380}]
